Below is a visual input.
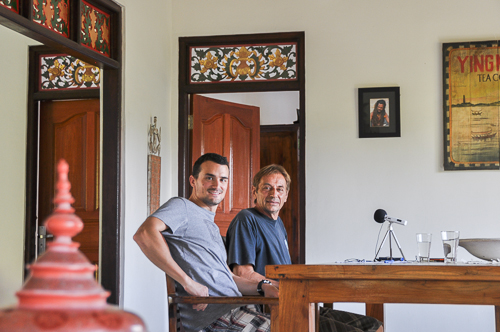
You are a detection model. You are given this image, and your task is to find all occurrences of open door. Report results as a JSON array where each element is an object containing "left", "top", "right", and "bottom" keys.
[{"left": 191, "top": 95, "right": 260, "bottom": 235}]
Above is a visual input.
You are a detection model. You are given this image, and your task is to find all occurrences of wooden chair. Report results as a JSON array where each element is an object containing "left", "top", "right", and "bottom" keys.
[
  {"left": 166, "top": 274, "right": 279, "bottom": 332},
  {"left": 165, "top": 236, "right": 317, "bottom": 332}
]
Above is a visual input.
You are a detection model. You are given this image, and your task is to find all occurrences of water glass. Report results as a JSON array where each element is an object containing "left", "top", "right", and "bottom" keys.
[
  {"left": 441, "top": 231, "right": 460, "bottom": 263},
  {"left": 416, "top": 233, "right": 432, "bottom": 262}
]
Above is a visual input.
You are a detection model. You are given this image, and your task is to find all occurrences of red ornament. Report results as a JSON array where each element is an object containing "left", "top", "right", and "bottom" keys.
[{"left": 0, "top": 159, "right": 146, "bottom": 331}]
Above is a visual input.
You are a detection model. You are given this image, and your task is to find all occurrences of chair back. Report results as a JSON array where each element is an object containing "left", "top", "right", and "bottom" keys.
[{"left": 166, "top": 274, "right": 185, "bottom": 332}]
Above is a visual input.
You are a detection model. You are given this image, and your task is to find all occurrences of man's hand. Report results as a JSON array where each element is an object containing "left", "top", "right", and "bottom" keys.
[
  {"left": 262, "top": 283, "right": 279, "bottom": 298},
  {"left": 184, "top": 279, "right": 209, "bottom": 311}
]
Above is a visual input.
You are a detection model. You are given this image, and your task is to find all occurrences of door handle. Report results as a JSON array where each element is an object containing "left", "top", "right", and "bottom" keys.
[{"left": 37, "top": 225, "right": 53, "bottom": 256}]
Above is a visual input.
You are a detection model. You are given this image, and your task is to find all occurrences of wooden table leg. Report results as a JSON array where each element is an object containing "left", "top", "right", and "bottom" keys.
[
  {"left": 270, "top": 304, "right": 279, "bottom": 332},
  {"left": 366, "top": 303, "right": 384, "bottom": 324},
  {"left": 279, "top": 280, "right": 310, "bottom": 332},
  {"left": 495, "top": 305, "right": 500, "bottom": 332},
  {"left": 309, "top": 303, "right": 317, "bottom": 332}
]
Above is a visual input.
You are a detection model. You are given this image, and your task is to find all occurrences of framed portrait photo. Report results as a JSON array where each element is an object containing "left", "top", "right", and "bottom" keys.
[{"left": 358, "top": 86, "right": 401, "bottom": 138}]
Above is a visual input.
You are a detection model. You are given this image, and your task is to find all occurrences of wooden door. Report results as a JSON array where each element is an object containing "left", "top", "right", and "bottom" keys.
[
  {"left": 192, "top": 95, "right": 260, "bottom": 235},
  {"left": 260, "top": 124, "right": 300, "bottom": 264},
  {"left": 39, "top": 99, "right": 100, "bottom": 265}
]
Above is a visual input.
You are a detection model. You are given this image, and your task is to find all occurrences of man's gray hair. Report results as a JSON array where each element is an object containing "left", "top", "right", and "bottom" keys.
[{"left": 252, "top": 164, "right": 291, "bottom": 192}]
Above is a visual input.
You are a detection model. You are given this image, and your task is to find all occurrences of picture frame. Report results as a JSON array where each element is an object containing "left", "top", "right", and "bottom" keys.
[
  {"left": 358, "top": 86, "right": 400, "bottom": 138},
  {"left": 442, "top": 41, "right": 500, "bottom": 170}
]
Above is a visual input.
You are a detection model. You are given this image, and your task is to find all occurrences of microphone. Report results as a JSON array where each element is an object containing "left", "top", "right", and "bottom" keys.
[{"left": 374, "top": 209, "right": 407, "bottom": 226}]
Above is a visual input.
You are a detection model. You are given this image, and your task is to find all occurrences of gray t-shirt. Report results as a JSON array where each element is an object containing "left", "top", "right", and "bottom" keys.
[{"left": 152, "top": 197, "right": 241, "bottom": 332}]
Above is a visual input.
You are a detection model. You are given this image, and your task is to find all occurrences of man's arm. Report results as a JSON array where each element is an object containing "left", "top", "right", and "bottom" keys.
[
  {"left": 227, "top": 214, "right": 280, "bottom": 288},
  {"left": 231, "top": 271, "right": 278, "bottom": 298},
  {"left": 233, "top": 264, "right": 279, "bottom": 288},
  {"left": 133, "top": 216, "right": 209, "bottom": 310}
]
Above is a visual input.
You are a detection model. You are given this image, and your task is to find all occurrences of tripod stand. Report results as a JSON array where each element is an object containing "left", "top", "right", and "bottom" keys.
[{"left": 374, "top": 222, "right": 406, "bottom": 261}]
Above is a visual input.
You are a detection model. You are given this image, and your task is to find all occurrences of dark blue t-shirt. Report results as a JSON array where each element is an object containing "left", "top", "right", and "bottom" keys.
[{"left": 226, "top": 208, "right": 292, "bottom": 276}]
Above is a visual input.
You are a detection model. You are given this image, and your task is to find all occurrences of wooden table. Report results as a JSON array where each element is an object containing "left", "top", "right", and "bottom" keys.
[{"left": 266, "top": 263, "right": 500, "bottom": 332}]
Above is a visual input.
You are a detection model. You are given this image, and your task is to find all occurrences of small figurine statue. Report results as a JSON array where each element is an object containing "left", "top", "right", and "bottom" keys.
[{"left": 148, "top": 116, "right": 161, "bottom": 156}]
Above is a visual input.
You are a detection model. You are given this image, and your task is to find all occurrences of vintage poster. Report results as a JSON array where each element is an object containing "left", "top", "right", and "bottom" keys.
[{"left": 443, "top": 41, "right": 500, "bottom": 170}]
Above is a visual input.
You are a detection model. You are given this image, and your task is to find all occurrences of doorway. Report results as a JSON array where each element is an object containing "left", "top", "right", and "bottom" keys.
[
  {"left": 2, "top": 0, "right": 123, "bottom": 304},
  {"left": 178, "top": 32, "right": 306, "bottom": 263},
  {"left": 196, "top": 92, "right": 301, "bottom": 262},
  {"left": 24, "top": 45, "right": 120, "bottom": 302},
  {"left": 260, "top": 124, "right": 300, "bottom": 264},
  {"left": 26, "top": 48, "right": 102, "bottom": 270}
]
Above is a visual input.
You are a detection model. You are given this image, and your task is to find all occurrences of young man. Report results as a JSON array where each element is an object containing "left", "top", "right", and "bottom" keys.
[
  {"left": 134, "top": 153, "right": 277, "bottom": 332},
  {"left": 226, "top": 164, "right": 383, "bottom": 332}
]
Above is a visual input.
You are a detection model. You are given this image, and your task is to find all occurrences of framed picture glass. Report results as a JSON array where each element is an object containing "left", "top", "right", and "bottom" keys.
[{"left": 358, "top": 87, "right": 400, "bottom": 138}]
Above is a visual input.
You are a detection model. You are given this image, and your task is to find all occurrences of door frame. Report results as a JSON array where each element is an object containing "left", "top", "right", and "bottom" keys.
[
  {"left": 178, "top": 32, "right": 306, "bottom": 263},
  {"left": 0, "top": 0, "right": 124, "bottom": 305}
]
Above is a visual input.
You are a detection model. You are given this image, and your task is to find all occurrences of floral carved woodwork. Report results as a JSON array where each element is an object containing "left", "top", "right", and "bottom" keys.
[
  {"left": 32, "top": 0, "right": 70, "bottom": 37},
  {"left": 0, "top": 0, "right": 19, "bottom": 13},
  {"left": 190, "top": 43, "right": 297, "bottom": 83},
  {"left": 81, "top": 0, "right": 110, "bottom": 57},
  {"left": 40, "top": 54, "right": 100, "bottom": 90}
]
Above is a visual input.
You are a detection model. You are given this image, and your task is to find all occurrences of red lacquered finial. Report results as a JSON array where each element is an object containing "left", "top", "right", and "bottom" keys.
[
  {"left": 53, "top": 159, "right": 75, "bottom": 213},
  {"left": 0, "top": 159, "right": 146, "bottom": 331},
  {"left": 45, "top": 159, "right": 82, "bottom": 245}
]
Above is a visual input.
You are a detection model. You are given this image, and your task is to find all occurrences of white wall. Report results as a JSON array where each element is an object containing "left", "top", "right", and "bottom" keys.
[
  {"left": 0, "top": 26, "right": 34, "bottom": 307},
  {"left": 119, "top": 1, "right": 174, "bottom": 332},
  {"left": 201, "top": 92, "right": 300, "bottom": 125}
]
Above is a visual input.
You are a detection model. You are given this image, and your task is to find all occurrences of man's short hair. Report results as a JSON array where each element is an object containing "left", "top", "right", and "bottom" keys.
[
  {"left": 192, "top": 153, "right": 229, "bottom": 179},
  {"left": 252, "top": 164, "right": 291, "bottom": 192}
]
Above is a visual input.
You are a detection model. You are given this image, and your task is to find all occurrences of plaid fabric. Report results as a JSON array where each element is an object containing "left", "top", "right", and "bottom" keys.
[
  {"left": 200, "top": 305, "right": 381, "bottom": 332},
  {"left": 200, "top": 305, "right": 270, "bottom": 332},
  {"left": 319, "top": 307, "right": 382, "bottom": 332}
]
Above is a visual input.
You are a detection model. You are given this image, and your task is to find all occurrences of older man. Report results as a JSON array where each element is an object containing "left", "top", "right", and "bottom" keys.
[
  {"left": 226, "top": 164, "right": 383, "bottom": 332},
  {"left": 134, "top": 153, "right": 277, "bottom": 332}
]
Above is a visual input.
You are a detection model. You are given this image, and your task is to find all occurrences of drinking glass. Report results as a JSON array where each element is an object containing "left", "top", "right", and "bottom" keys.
[
  {"left": 416, "top": 233, "right": 432, "bottom": 262},
  {"left": 441, "top": 231, "right": 460, "bottom": 263}
]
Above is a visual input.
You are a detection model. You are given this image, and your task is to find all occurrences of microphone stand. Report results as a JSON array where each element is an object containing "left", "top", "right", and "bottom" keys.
[{"left": 374, "top": 222, "right": 406, "bottom": 261}]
